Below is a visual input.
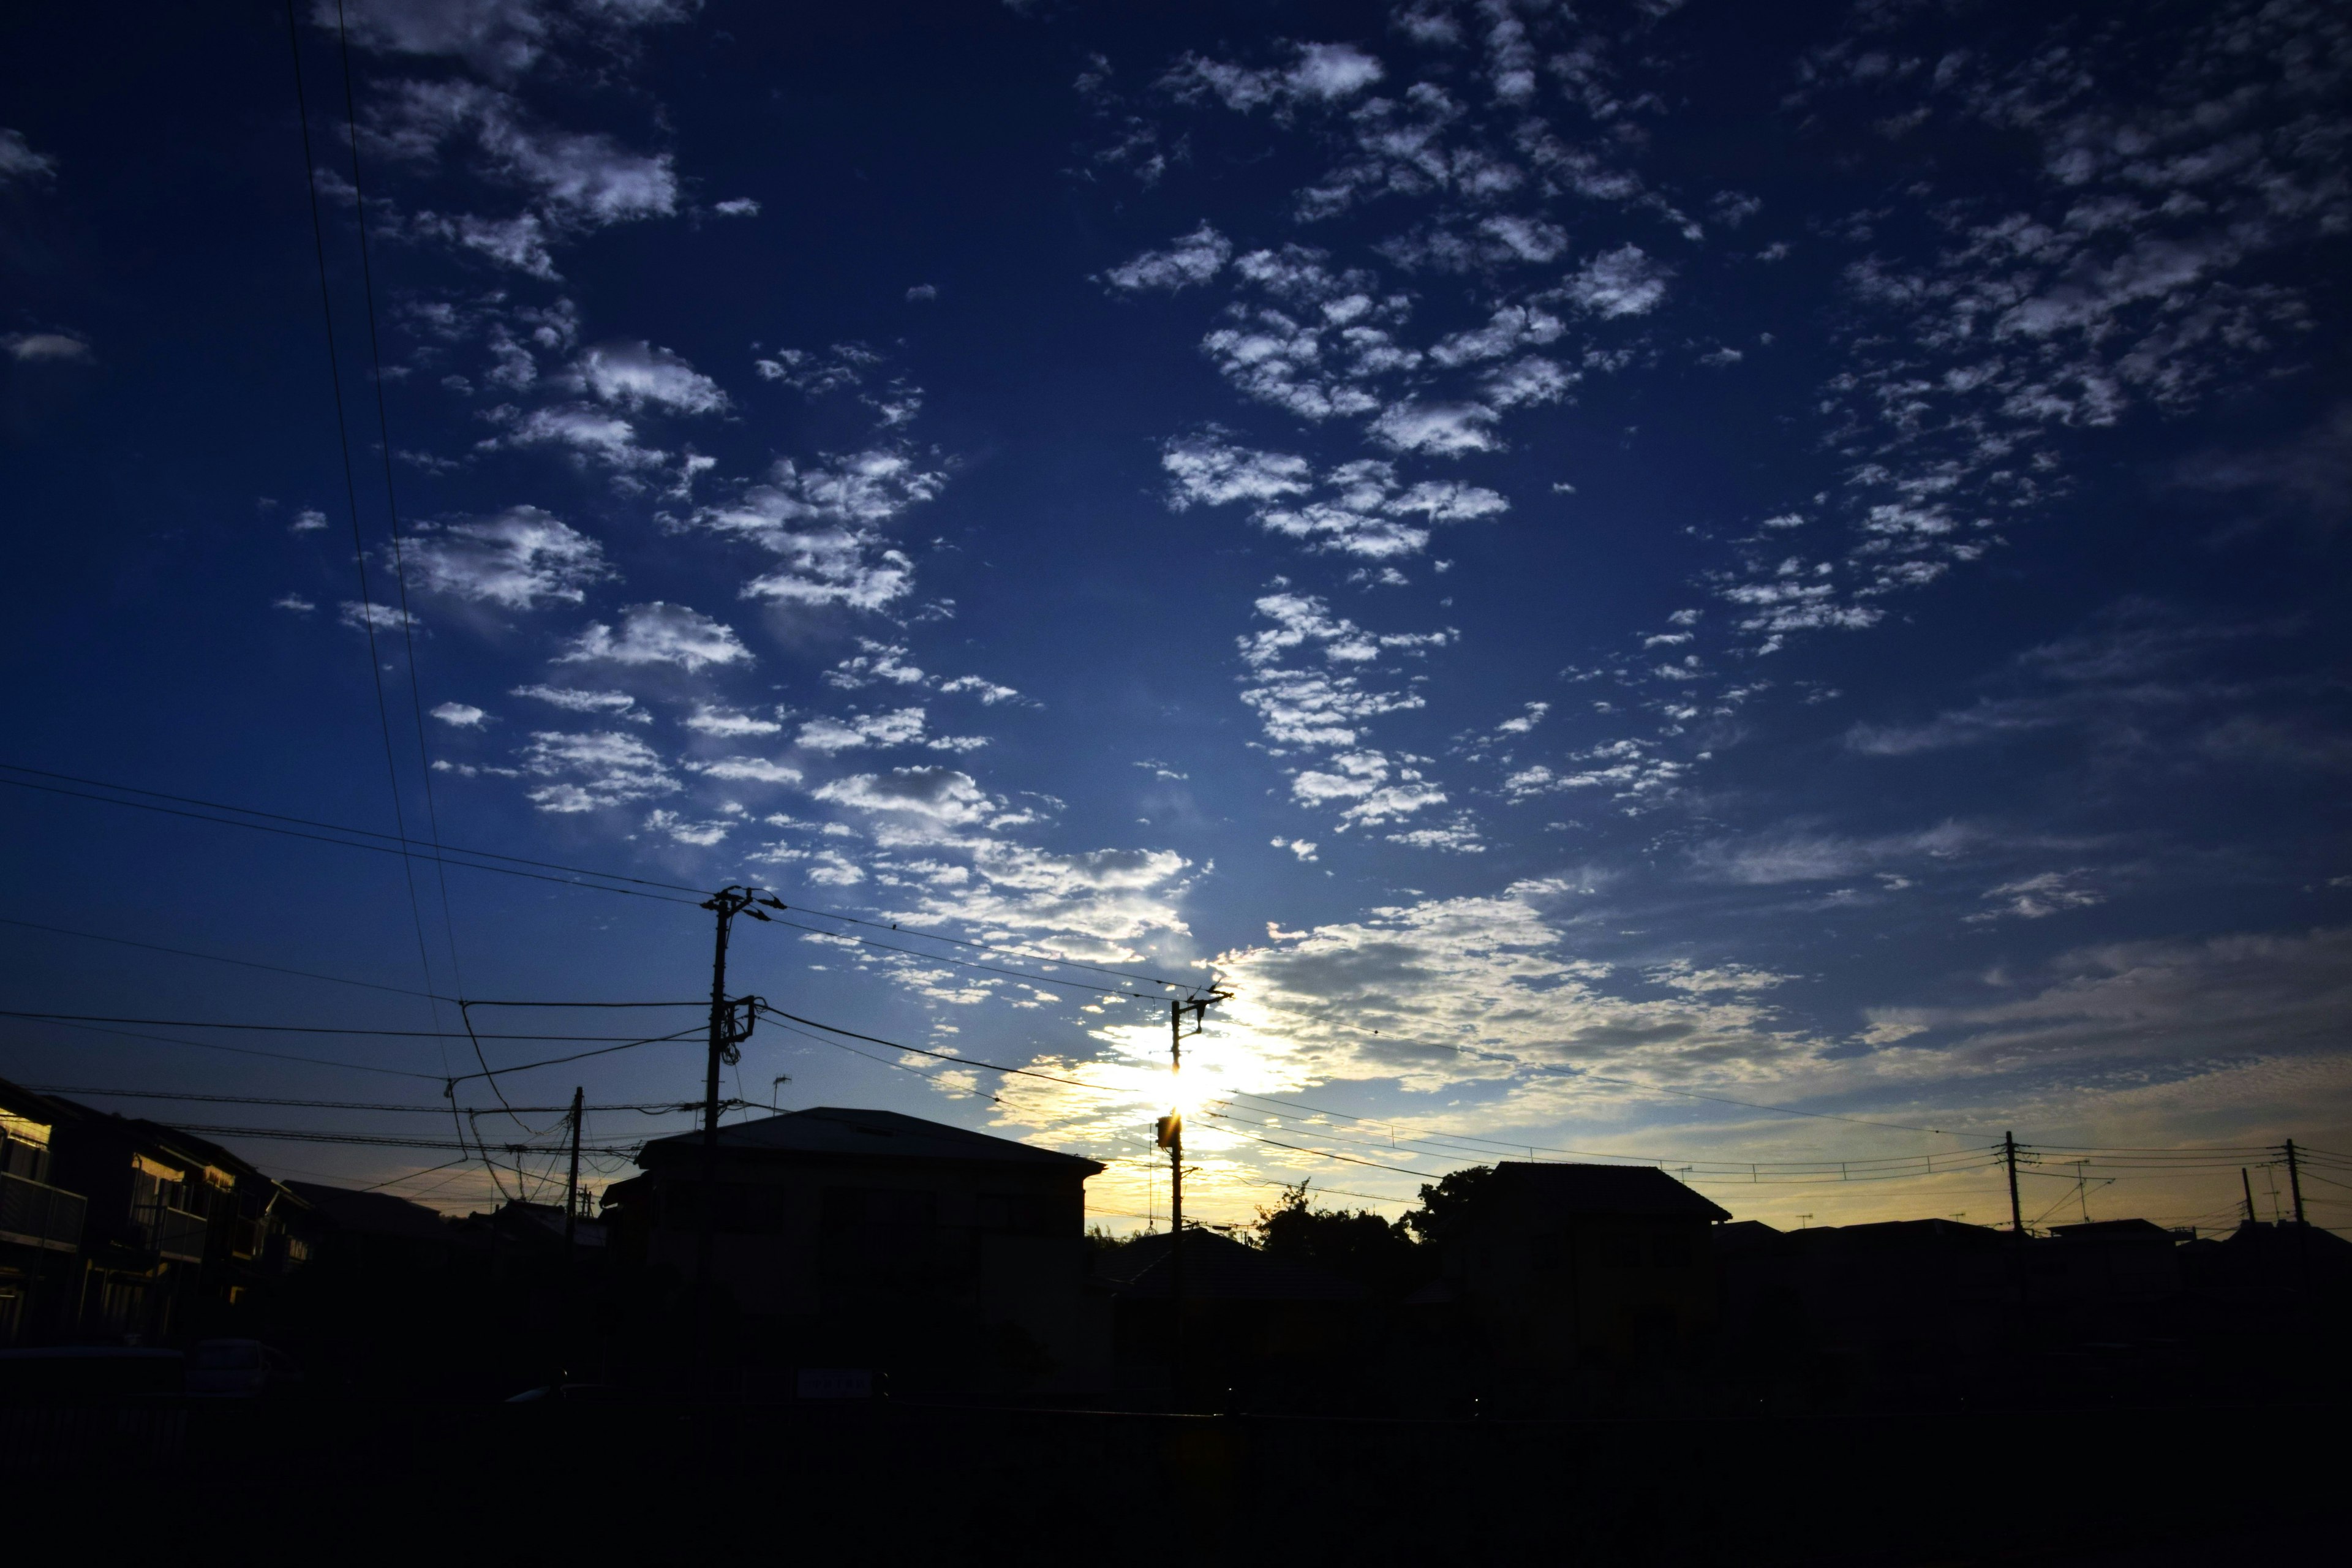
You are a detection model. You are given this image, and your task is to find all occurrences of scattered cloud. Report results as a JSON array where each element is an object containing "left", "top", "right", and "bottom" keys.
[
  {"left": 2, "top": 331, "right": 91, "bottom": 363},
  {"left": 431, "top": 701, "right": 487, "bottom": 728},
  {"left": 559, "top": 601, "right": 750, "bottom": 671},
  {"left": 402, "top": 506, "right": 611, "bottom": 607},
  {"left": 518, "top": 728, "right": 677, "bottom": 813}
]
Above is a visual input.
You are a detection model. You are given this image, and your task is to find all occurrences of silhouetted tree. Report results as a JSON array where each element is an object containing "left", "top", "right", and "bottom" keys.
[
  {"left": 1403, "top": 1163, "right": 1502, "bottom": 1247},
  {"left": 1253, "top": 1182, "right": 1431, "bottom": 1297}
]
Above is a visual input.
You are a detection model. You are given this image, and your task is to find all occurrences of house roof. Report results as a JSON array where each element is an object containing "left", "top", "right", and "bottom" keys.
[
  {"left": 1099, "top": 1227, "right": 1366, "bottom": 1302},
  {"left": 285, "top": 1182, "right": 453, "bottom": 1243},
  {"left": 638, "top": 1106, "right": 1102, "bottom": 1175},
  {"left": 2049, "top": 1218, "right": 2174, "bottom": 1242},
  {"left": 1492, "top": 1161, "right": 1733, "bottom": 1223}
]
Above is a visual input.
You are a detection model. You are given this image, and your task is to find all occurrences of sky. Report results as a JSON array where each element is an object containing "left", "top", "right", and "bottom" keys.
[{"left": 2, "top": 0, "right": 2348, "bottom": 1236}]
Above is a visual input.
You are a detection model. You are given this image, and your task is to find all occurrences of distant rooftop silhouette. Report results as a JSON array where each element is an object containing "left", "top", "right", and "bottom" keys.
[
  {"left": 285, "top": 1180, "right": 450, "bottom": 1242},
  {"left": 638, "top": 1106, "right": 1102, "bottom": 1172},
  {"left": 1491, "top": 1161, "right": 1733, "bottom": 1221}
]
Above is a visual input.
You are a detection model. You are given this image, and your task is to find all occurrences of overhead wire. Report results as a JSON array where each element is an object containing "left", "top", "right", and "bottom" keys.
[
  {"left": 24, "top": 1085, "right": 709, "bottom": 1115},
  {"left": 281, "top": 0, "right": 451, "bottom": 1123}
]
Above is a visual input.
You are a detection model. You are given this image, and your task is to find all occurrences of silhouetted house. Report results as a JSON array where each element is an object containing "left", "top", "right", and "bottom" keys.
[
  {"left": 0, "top": 1080, "right": 89, "bottom": 1343},
  {"left": 1098, "top": 1227, "right": 1366, "bottom": 1400},
  {"left": 2043, "top": 1218, "right": 2182, "bottom": 1305},
  {"left": 1447, "top": 1163, "right": 1731, "bottom": 1368},
  {"left": 286, "top": 1181, "right": 450, "bottom": 1258},
  {"left": 45, "top": 1107, "right": 241, "bottom": 1341},
  {"left": 602, "top": 1107, "right": 1104, "bottom": 1389},
  {"left": 1777, "top": 1218, "right": 2014, "bottom": 1358}
]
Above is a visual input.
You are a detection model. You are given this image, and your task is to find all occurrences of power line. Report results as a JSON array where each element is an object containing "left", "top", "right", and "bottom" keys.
[
  {"left": 0, "top": 1009, "right": 719, "bottom": 1041},
  {"left": 4, "top": 765, "right": 1219, "bottom": 1002},
  {"left": 20, "top": 1014, "right": 448, "bottom": 1080},
  {"left": 0, "top": 768, "right": 699, "bottom": 905},
  {"left": 0, "top": 764, "right": 1207, "bottom": 993},
  {"left": 442, "top": 1025, "right": 706, "bottom": 1085},
  {"left": 282, "top": 0, "right": 448, "bottom": 1089},
  {"left": 0, "top": 914, "right": 449, "bottom": 1001},
  {"left": 161, "top": 1122, "right": 638, "bottom": 1154},
  {"left": 25, "top": 1085, "right": 710, "bottom": 1115}
]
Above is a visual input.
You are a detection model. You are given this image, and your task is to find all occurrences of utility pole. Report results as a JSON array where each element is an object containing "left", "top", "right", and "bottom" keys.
[
  {"left": 2067, "top": 1159, "right": 2092, "bottom": 1224},
  {"left": 693, "top": 885, "right": 774, "bottom": 1388},
  {"left": 564, "top": 1084, "right": 584, "bottom": 1257},
  {"left": 1158, "top": 988, "right": 1230, "bottom": 1406},
  {"left": 2283, "top": 1140, "right": 2305, "bottom": 1225},
  {"left": 2003, "top": 1131, "right": 2024, "bottom": 1236},
  {"left": 2241, "top": 1167, "right": 2258, "bottom": 1227}
]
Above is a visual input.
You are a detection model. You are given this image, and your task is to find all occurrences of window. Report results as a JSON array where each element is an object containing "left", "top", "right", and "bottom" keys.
[
  {"left": 129, "top": 1155, "right": 189, "bottom": 1221},
  {"left": 0, "top": 1114, "right": 50, "bottom": 1184},
  {"left": 1649, "top": 1231, "right": 1690, "bottom": 1268}
]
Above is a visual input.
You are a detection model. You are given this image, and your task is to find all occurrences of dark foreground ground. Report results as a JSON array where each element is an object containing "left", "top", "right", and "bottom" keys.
[{"left": 10, "top": 1396, "right": 2337, "bottom": 1563}]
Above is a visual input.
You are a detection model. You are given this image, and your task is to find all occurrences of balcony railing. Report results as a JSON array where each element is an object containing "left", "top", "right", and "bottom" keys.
[
  {"left": 134, "top": 1204, "right": 209, "bottom": 1264},
  {"left": 0, "top": 1171, "right": 88, "bottom": 1253}
]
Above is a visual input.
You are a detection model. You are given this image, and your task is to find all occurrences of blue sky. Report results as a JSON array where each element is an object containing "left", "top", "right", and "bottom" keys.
[{"left": 3, "top": 0, "right": 2348, "bottom": 1232}]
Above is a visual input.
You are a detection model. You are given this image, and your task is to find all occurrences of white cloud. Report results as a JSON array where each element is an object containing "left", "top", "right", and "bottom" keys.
[
  {"left": 712, "top": 197, "right": 760, "bottom": 217},
  {"left": 1103, "top": 222, "right": 1232, "bottom": 292},
  {"left": 1161, "top": 432, "right": 1313, "bottom": 508},
  {"left": 684, "top": 704, "right": 782, "bottom": 737},
  {"left": 0, "top": 128, "right": 56, "bottom": 184},
  {"left": 1496, "top": 701, "right": 1549, "bottom": 735},
  {"left": 1370, "top": 400, "right": 1500, "bottom": 456},
  {"left": 1691, "top": 821, "right": 1983, "bottom": 884},
  {"left": 402, "top": 506, "right": 611, "bottom": 607},
  {"left": 328, "top": 0, "right": 559, "bottom": 76},
  {"left": 340, "top": 601, "right": 420, "bottom": 633},
  {"left": 692, "top": 756, "right": 802, "bottom": 785},
  {"left": 290, "top": 508, "right": 329, "bottom": 532},
  {"left": 796, "top": 707, "right": 929, "bottom": 753},
  {"left": 559, "top": 601, "right": 750, "bottom": 671},
  {"left": 1161, "top": 42, "right": 1385, "bottom": 113},
  {"left": 1972, "top": 870, "right": 2105, "bottom": 922},
  {"left": 488, "top": 403, "right": 668, "bottom": 469},
  {"left": 694, "top": 451, "right": 943, "bottom": 612},
  {"left": 575, "top": 341, "right": 726, "bottom": 413},
  {"left": 813, "top": 766, "right": 996, "bottom": 826},
  {"left": 409, "top": 211, "right": 557, "bottom": 277},
  {"left": 940, "top": 674, "right": 1023, "bottom": 705},
  {"left": 2, "top": 331, "right": 90, "bottom": 362},
  {"left": 518, "top": 729, "right": 677, "bottom": 812},
  {"left": 374, "top": 80, "right": 677, "bottom": 228},
  {"left": 1564, "top": 244, "right": 1670, "bottom": 317},
  {"left": 431, "top": 701, "right": 486, "bottom": 727},
  {"left": 511, "top": 684, "right": 647, "bottom": 721},
  {"left": 1482, "top": 356, "right": 1575, "bottom": 408},
  {"left": 274, "top": 594, "right": 316, "bottom": 613},
  {"left": 1430, "top": 304, "right": 1563, "bottom": 367},
  {"left": 905, "top": 282, "right": 938, "bottom": 302},
  {"left": 827, "top": 640, "right": 927, "bottom": 688},
  {"left": 643, "top": 807, "right": 733, "bottom": 846}
]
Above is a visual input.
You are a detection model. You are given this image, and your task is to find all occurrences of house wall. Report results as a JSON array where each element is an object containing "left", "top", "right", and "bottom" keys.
[
  {"left": 628, "top": 1156, "right": 1101, "bottom": 1385},
  {"left": 1465, "top": 1213, "right": 1722, "bottom": 1369}
]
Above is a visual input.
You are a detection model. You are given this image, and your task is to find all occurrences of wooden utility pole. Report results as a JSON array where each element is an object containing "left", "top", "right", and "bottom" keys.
[
  {"left": 693, "top": 885, "right": 773, "bottom": 1385},
  {"left": 564, "top": 1085, "right": 584, "bottom": 1256},
  {"left": 2241, "top": 1167, "right": 2258, "bottom": 1227},
  {"left": 2283, "top": 1140, "right": 2306, "bottom": 1224},
  {"left": 2003, "top": 1131, "right": 2024, "bottom": 1235},
  {"left": 1157, "top": 989, "right": 1231, "bottom": 1406}
]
